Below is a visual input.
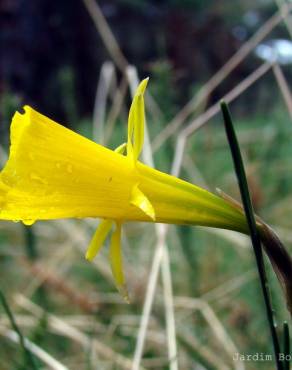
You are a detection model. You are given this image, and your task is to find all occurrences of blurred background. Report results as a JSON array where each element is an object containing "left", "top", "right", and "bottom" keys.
[{"left": 0, "top": 0, "right": 292, "bottom": 369}]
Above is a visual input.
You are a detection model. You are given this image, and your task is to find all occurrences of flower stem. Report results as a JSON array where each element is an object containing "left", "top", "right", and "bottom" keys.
[
  {"left": 24, "top": 226, "right": 48, "bottom": 307},
  {"left": 220, "top": 100, "right": 283, "bottom": 370}
]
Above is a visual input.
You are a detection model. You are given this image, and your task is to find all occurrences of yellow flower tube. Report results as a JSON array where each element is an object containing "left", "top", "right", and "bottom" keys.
[
  {"left": 0, "top": 78, "right": 290, "bottom": 307},
  {"left": 0, "top": 105, "right": 247, "bottom": 229}
]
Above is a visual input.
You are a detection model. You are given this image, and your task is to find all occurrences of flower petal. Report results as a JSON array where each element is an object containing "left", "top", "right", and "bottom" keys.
[
  {"left": 109, "top": 222, "right": 129, "bottom": 302},
  {"left": 127, "top": 78, "right": 148, "bottom": 162},
  {"left": 130, "top": 183, "right": 156, "bottom": 221},
  {"left": 0, "top": 104, "right": 249, "bottom": 235},
  {"left": 0, "top": 106, "right": 137, "bottom": 221},
  {"left": 85, "top": 219, "right": 113, "bottom": 261}
]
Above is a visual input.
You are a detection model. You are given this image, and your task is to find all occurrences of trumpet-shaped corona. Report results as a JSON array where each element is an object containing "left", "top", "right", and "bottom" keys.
[{"left": 0, "top": 78, "right": 254, "bottom": 299}]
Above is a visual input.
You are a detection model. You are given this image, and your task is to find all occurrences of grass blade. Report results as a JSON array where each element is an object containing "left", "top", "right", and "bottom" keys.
[
  {"left": 0, "top": 290, "right": 38, "bottom": 370},
  {"left": 220, "top": 100, "right": 283, "bottom": 370},
  {"left": 283, "top": 322, "right": 290, "bottom": 370}
]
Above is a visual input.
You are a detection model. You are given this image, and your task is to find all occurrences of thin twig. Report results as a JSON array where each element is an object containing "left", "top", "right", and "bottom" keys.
[
  {"left": 183, "top": 62, "right": 272, "bottom": 138},
  {"left": 171, "top": 62, "right": 272, "bottom": 176},
  {"left": 274, "top": 0, "right": 292, "bottom": 39},
  {"left": 0, "top": 290, "right": 38, "bottom": 370},
  {"left": 0, "top": 328, "right": 68, "bottom": 370},
  {"left": 177, "top": 327, "right": 230, "bottom": 370},
  {"left": 127, "top": 71, "right": 178, "bottom": 370},
  {"left": 174, "top": 297, "right": 244, "bottom": 370},
  {"left": 82, "top": 0, "right": 128, "bottom": 71},
  {"left": 23, "top": 260, "right": 100, "bottom": 313},
  {"left": 160, "top": 242, "right": 178, "bottom": 370},
  {"left": 272, "top": 63, "right": 292, "bottom": 120},
  {"left": 104, "top": 75, "right": 129, "bottom": 144},
  {"left": 15, "top": 294, "right": 145, "bottom": 370},
  {"left": 131, "top": 230, "right": 166, "bottom": 370},
  {"left": 200, "top": 269, "right": 256, "bottom": 303},
  {"left": 93, "top": 61, "right": 115, "bottom": 143},
  {"left": 152, "top": 3, "right": 292, "bottom": 150}
]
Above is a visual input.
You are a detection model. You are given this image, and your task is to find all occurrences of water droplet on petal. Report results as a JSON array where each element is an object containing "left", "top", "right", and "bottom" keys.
[
  {"left": 30, "top": 173, "right": 48, "bottom": 185},
  {"left": 67, "top": 164, "right": 73, "bottom": 173},
  {"left": 22, "top": 219, "right": 35, "bottom": 226}
]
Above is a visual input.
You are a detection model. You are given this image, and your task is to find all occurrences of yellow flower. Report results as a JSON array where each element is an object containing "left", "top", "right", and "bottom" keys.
[{"left": 0, "top": 78, "right": 251, "bottom": 299}]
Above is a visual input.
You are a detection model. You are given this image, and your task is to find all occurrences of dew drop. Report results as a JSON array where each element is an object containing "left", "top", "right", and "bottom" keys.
[
  {"left": 22, "top": 219, "right": 35, "bottom": 226},
  {"left": 67, "top": 164, "right": 73, "bottom": 173},
  {"left": 30, "top": 173, "right": 48, "bottom": 185}
]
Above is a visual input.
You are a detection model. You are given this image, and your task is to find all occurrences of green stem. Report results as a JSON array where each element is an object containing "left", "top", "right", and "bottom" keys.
[
  {"left": 0, "top": 290, "right": 38, "bottom": 369},
  {"left": 24, "top": 226, "right": 48, "bottom": 307},
  {"left": 220, "top": 101, "right": 283, "bottom": 370},
  {"left": 24, "top": 226, "right": 38, "bottom": 260}
]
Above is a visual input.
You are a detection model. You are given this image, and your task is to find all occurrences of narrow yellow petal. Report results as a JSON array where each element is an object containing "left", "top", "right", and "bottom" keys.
[
  {"left": 85, "top": 219, "right": 113, "bottom": 261},
  {"left": 130, "top": 183, "right": 156, "bottom": 221},
  {"left": 135, "top": 77, "right": 149, "bottom": 96},
  {"left": 109, "top": 222, "right": 129, "bottom": 302},
  {"left": 127, "top": 78, "right": 148, "bottom": 143},
  {"left": 132, "top": 94, "right": 145, "bottom": 161},
  {"left": 127, "top": 78, "right": 148, "bottom": 162}
]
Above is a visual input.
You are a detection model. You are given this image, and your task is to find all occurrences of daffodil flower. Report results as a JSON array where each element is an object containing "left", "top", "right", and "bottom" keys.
[{"left": 0, "top": 79, "right": 291, "bottom": 307}]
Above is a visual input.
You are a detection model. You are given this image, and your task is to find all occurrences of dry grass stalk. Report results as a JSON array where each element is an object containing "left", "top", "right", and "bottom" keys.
[
  {"left": 14, "top": 294, "right": 146, "bottom": 370},
  {"left": 127, "top": 70, "right": 178, "bottom": 370},
  {"left": 272, "top": 62, "right": 292, "bottom": 120},
  {"left": 152, "top": 2, "right": 292, "bottom": 150},
  {"left": 82, "top": 0, "right": 128, "bottom": 71},
  {"left": 0, "top": 327, "right": 68, "bottom": 370}
]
